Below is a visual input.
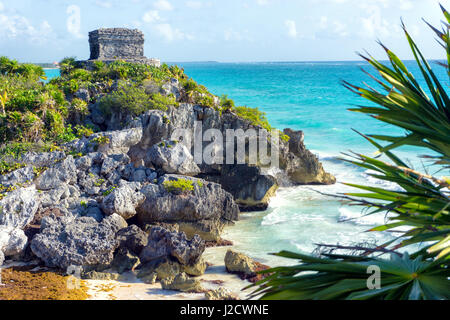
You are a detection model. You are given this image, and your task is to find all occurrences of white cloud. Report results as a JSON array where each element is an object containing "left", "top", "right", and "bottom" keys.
[
  {"left": 143, "top": 10, "right": 162, "bottom": 23},
  {"left": 96, "top": 1, "right": 112, "bottom": 8},
  {"left": 67, "top": 4, "right": 83, "bottom": 39},
  {"left": 285, "top": 20, "right": 297, "bottom": 38},
  {"left": 155, "top": 23, "right": 193, "bottom": 42},
  {"left": 185, "top": 1, "right": 203, "bottom": 9},
  {"left": 256, "top": 0, "right": 269, "bottom": 5},
  {"left": 0, "top": 2, "right": 4, "bottom": 11},
  {"left": 0, "top": 13, "right": 53, "bottom": 44},
  {"left": 154, "top": 0, "right": 173, "bottom": 11}
]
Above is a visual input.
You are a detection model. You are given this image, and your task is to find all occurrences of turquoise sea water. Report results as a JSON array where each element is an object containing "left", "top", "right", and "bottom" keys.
[{"left": 45, "top": 61, "right": 448, "bottom": 265}]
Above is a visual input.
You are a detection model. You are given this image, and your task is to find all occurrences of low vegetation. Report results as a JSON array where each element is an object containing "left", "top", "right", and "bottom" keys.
[{"left": 163, "top": 179, "right": 196, "bottom": 194}]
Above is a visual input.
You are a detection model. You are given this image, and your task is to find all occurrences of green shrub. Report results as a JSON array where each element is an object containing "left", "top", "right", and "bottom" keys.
[
  {"left": 220, "top": 94, "right": 235, "bottom": 111},
  {"left": 0, "top": 161, "right": 26, "bottom": 175},
  {"left": 163, "top": 179, "right": 195, "bottom": 194},
  {"left": 103, "top": 186, "right": 116, "bottom": 196},
  {"left": 234, "top": 106, "right": 272, "bottom": 132},
  {"left": 99, "top": 81, "right": 151, "bottom": 116},
  {"left": 149, "top": 93, "right": 176, "bottom": 110},
  {"left": 196, "top": 94, "right": 215, "bottom": 108}
]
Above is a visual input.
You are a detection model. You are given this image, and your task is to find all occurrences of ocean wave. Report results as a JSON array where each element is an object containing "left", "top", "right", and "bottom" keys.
[{"left": 338, "top": 207, "right": 388, "bottom": 226}]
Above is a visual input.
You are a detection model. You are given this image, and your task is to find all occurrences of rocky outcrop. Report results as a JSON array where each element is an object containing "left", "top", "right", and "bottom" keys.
[
  {"left": 178, "top": 219, "right": 225, "bottom": 242},
  {"left": 30, "top": 215, "right": 122, "bottom": 269},
  {"left": 116, "top": 224, "right": 148, "bottom": 255},
  {"left": 199, "top": 165, "right": 278, "bottom": 211},
  {"left": 282, "top": 128, "right": 336, "bottom": 185},
  {"left": 137, "top": 175, "right": 239, "bottom": 225},
  {"left": 145, "top": 140, "right": 200, "bottom": 176},
  {"left": 0, "top": 185, "right": 40, "bottom": 229},
  {"left": 0, "top": 226, "right": 28, "bottom": 262},
  {"left": 101, "top": 181, "right": 145, "bottom": 219},
  {"left": 0, "top": 166, "right": 35, "bottom": 187},
  {"left": 139, "top": 226, "right": 205, "bottom": 266},
  {"left": 129, "top": 103, "right": 335, "bottom": 210},
  {"left": 35, "top": 156, "right": 77, "bottom": 190}
]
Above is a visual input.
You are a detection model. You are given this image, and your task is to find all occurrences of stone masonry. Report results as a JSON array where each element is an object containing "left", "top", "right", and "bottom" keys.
[{"left": 84, "top": 28, "right": 160, "bottom": 67}]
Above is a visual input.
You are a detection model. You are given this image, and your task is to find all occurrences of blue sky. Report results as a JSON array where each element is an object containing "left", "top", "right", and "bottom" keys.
[{"left": 0, "top": 0, "right": 448, "bottom": 62}]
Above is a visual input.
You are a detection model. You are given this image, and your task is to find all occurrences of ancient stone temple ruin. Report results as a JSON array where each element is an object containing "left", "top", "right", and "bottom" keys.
[{"left": 84, "top": 28, "right": 160, "bottom": 67}]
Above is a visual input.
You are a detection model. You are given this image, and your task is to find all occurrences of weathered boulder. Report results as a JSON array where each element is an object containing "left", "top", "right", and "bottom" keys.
[
  {"left": 183, "top": 258, "right": 207, "bottom": 277},
  {"left": 178, "top": 219, "right": 225, "bottom": 242},
  {"left": 145, "top": 140, "right": 200, "bottom": 176},
  {"left": 0, "top": 185, "right": 40, "bottom": 229},
  {"left": 67, "top": 128, "right": 142, "bottom": 155},
  {"left": 101, "top": 181, "right": 145, "bottom": 220},
  {"left": 35, "top": 156, "right": 77, "bottom": 190},
  {"left": 97, "top": 128, "right": 143, "bottom": 155},
  {"left": 81, "top": 271, "right": 120, "bottom": 280},
  {"left": 116, "top": 224, "right": 148, "bottom": 255},
  {"left": 160, "top": 272, "right": 203, "bottom": 293},
  {"left": 137, "top": 257, "right": 181, "bottom": 280},
  {"left": 20, "top": 151, "right": 66, "bottom": 168},
  {"left": 0, "top": 166, "right": 35, "bottom": 187},
  {"left": 205, "top": 288, "right": 238, "bottom": 300},
  {"left": 30, "top": 216, "right": 120, "bottom": 269},
  {"left": 200, "top": 165, "right": 278, "bottom": 211},
  {"left": 224, "top": 250, "right": 256, "bottom": 276},
  {"left": 137, "top": 175, "right": 239, "bottom": 225},
  {"left": 0, "top": 250, "right": 4, "bottom": 265},
  {"left": 0, "top": 226, "right": 28, "bottom": 258},
  {"left": 139, "top": 226, "right": 205, "bottom": 266},
  {"left": 103, "top": 213, "right": 128, "bottom": 233}
]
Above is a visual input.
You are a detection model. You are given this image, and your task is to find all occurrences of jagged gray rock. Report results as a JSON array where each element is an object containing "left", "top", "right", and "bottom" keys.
[
  {"left": 101, "top": 181, "right": 145, "bottom": 219},
  {"left": 0, "top": 226, "right": 28, "bottom": 257},
  {"left": 116, "top": 224, "right": 148, "bottom": 255},
  {"left": 178, "top": 219, "right": 225, "bottom": 242},
  {"left": 145, "top": 140, "right": 200, "bottom": 176},
  {"left": 20, "top": 151, "right": 66, "bottom": 168},
  {"left": 30, "top": 216, "right": 120, "bottom": 269},
  {"left": 137, "top": 175, "right": 239, "bottom": 225},
  {"left": 35, "top": 156, "right": 77, "bottom": 190},
  {"left": 139, "top": 226, "right": 205, "bottom": 266},
  {"left": 0, "top": 166, "right": 35, "bottom": 187},
  {"left": 0, "top": 185, "right": 40, "bottom": 229}
]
